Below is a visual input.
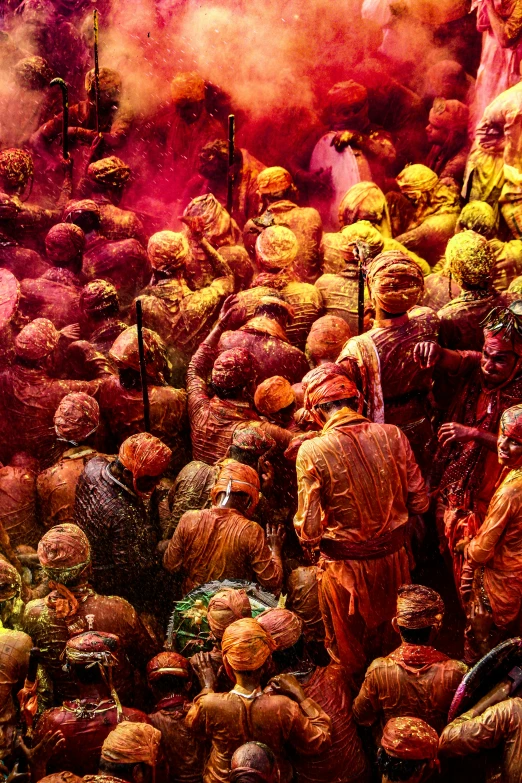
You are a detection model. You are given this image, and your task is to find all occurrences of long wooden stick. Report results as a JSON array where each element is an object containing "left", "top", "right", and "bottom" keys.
[
  {"left": 49, "top": 78, "right": 69, "bottom": 159},
  {"left": 93, "top": 9, "right": 101, "bottom": 136},
  {"left": 226, "top": 114, "right": 235, "bottom": 214}
]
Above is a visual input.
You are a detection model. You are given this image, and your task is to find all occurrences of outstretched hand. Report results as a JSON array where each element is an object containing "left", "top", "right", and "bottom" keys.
[
  {"left": 266, "top": 523, "right": 286, "bottom": 554},
  {"left": 218, "top": 295, "right": 247, "bottom": 332},
  {"left": 438, "top": 423, "right": 478, "bottom": 448},
  {"left": 413, "top": 341, "right": 441, "bottom": 369}
]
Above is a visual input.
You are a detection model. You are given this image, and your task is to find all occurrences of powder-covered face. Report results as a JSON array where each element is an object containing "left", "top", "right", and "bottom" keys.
[
  {"left": 480, "top": 344, "right": 519, "bottom": 389},
  {"left": 497, "top": 432, "right": 522, "bottom": 467}
]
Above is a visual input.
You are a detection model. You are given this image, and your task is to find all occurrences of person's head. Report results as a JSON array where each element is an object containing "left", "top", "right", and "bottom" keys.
[
  {"left": 117, "top": 433, "right": 172, "bottom": 496},
  {"left": 146, "top": 651, "right": 191, "bottom": 699},
  {"left": 210, "top": 460, "right": 260, "bottom": 518},
  {"left": 99, "top": 722, "right": 161, "bottom": 783},
  {"left": 198, "top": 138, "right": 237, "bottom": 181},
  {"left": 211, "top": 347, "right": 256, "bottom": 401},
  {"left": 54, "top": 392, "right": 99, "bottom": 445},
  {"left": 306, "top": 316, "right": 351, "bottom": 366},
  {"left": 498, "top": 404, "right": 522, "bottom": 467},
  {"left": 325, "top": 80, "right": 369, "bottom": 131},
  {"left": 171, "top": 71, "right": 206, "bottom": 124},
  {"left": 286, "top": 566, "right": 325, "bottom": 645},
  {"left": 65, "top": 630, "right": 119, "bottom": 688},
  {"left": 85, "top": 67, "right": 122, "bottom": 110},
  {"left": 456, "top": 201, "right": 496, "bottom": 238},
  {"left": 0, "top": 148, "right": 34, "bottom": 196},
  {"left": 13, "top": 55, "right": 55, "bottom": 90},
  {"left": 221, "top": 617, "right": 276, "bottom": 684},
  {"left": 396, "top": 165, "right": 439, "bottom": 207},
  {"left": 303, "top": 362, "right": 361, "bottom": 427},
  {"left": 392, "top": 584, "right": 444, "bottom": 645},
  {"left": 423, "top": 59, "right": 470, "bottom": 104},
  {"left": 338, "top": 182, "right": 391, "bottom": 235},
  {"left": 480, "top": 302, "right": 522, "bottom": 389},
  {"left": 256, "top": 608, "right": 304, "bottom": 673},
  {"left": 351, "top": 58, "right": 394, "bottom": 108},
  {"left": 340, "top": 220, "right": 385, "bottom": 259},
  {"left": 230, "top": 742, "right": 279, "bottom": 783},
  {"left": 366, "top": 250, "right": 424, "bottom": 318},
  {"left": 45, "top": 223, "right": 85, "bottom": 272},
  {"left": 14, "top": 317, "right": 60, "bottom": 367},
  {"left": 207, "top": 588, "right": 252, "bottom": 641},
  {"left": 228, "top": 427, "right": 276, "bottom": 470},
  {"left": 37, "top": 523, "right": 91, "bottom": 585},
  {"left": 80, "top": 279, "right": 120, "bottom": 322},
  {"left": 445, "top": 230, "right": 494, "bottom": 291},
  {"left": 63, "top": 199, "right": 101, "bottom": 235},
  {"left": 256, "top": 167, "right": 297, "bottom": 208},
  {"left": 426, "top": 97, "right": 468, "bottom": 147},
  {"left": 254, "top": 376, "right": 295, "bottom": 425},
  {"left": 253, "top": 296, "right": 294, "bottom": 329},
  {"left": 255, "top": 226, "right": 298, "bottom": 274},
  {"left": 110, "top": 326, "right": 170, "bottom": 387},
  {"left": 182, "top": 193, "right": 232, "bottom": 245},
  {"left": 377, "top": 717, "right": 439, "bottom": 782},
  {"left": 0, "top": 560, "right": 22, "bottom": 608},
  {"left": 147, "top": 231, "right": 191, "bottom": 280},
  {"left": 86, "top": 156, "right": 131, "bottom": 203}
]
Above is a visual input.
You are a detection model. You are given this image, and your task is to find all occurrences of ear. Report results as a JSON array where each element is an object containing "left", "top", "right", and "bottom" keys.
[
  {"left": 132, "top": 764, "right": 145, "bottom": 783},
  {"left": 391, "top": 617, "right": 400, "bottom": 635}
]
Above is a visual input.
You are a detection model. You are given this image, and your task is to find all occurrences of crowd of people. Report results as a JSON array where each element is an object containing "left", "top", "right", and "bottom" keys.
[{"left": 1, "top": 0, "right": 522, "bottom": 782}]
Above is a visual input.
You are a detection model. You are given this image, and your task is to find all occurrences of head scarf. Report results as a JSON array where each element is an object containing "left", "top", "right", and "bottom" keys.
[
  {"left": 286, "top": 566, "right": 324, "bottom": 642},
  {"left": 207, "top": 588, "right": 252, "bottom": 639},
  {"left": 0, "top": 560, "right": 22, "bottom": 601},
  {"left": 171, "top": 71, "right": 205, "bottom": 104},
  {"left": 80, "top": 279, "right": 119, "bottom": 316},
  {"left": 211, "top": 460, "right": 260, "bottom": 512},
  {"left": 338, "top": 182, "right": 390, "bottom": 234},
  {"left": 341, "top": 220, "right": 385, "bottom": 257},
  {"left": 54, "top": 392, "right": 100, "bottom": 444},
  {"left": 303, "top": 363, "right": 359, "bottom": 412},
  {"left": 256, "top": 609, "right": 303, "bottom": 651},
  {"left": 381, "top": 717, "right": 439, "bottom": 761},
  {"left": 482, "top": 302, "right": 522, "bottom": 357},
  {"left": 147, "top": 651, "right": 190, "bottom": 681},
  {"left": 500, "top": 404, "right": 522, "bottom": 442},
  {"left": 0, "top": 148, "right": 34, "bottom": 189},
  {"left": 457, "top": 201, "right": 496, "bottom": 236},
  {"left": 87, "top": 156, "right": 131, "bottom": 189},
  {"left": 254, "top": 376, "right": 295, "bottom": 416},
  {"left": 445, "top": 230, "right": 494, "bottom": 287},
  {"left": 366, "top": 250, "right": 424, "bottom": 314},
  {"left": 85, "top": 67, "right": 122, "bottom": 98},
  {"left": 118, "top": 433, "right": 172, "bottom": 492},
  {"left": 101, "top": 723, "right": 161, "bottom": 767},
  {"left": 397, "top": 165, "right": 439, "bottom": 200},
  {"left": 182, "top": 193, "right": 231, "bottom": 240},
  {"left": 14, "top": 56, "right": 54, "bottom": 89},
  {"left": 45, "top": 223, "right": 85, "bottom": 263},
  {"left": 63, "top": 199, "right": 100, "bottom": 224},
  {"left": 232, "top": 426, "right": 275, "bottom": 456},
  {"left": 110, "top": 326, "right": 169, "bottom": 385},
  {"left": 0, "top": 269, "right": 20, "bottom": 332},
  {"left": 38, "top": 524, "right": 91, "bottom": 570},
  {"left": 230, "top": 743, "right": 278, "bottom": 783},
  {"left": 65, "top": 630, "right": 119, "bottom": 665},
  {"left": 429, "top": 98, "right": 469, "bottom": 132},
  {"left": 257, "top": 167, "right": 293, "bottom": 196},
  {"left": 306, "top": 316, "right": 351, "bottom": 365},
  {"left": 221, "top": 618, "right": 276, "bottom": 673},
  {"left": 396, "top": 584, "right": 444, "bottom": 629},
  {"left": 15, "top": 318, "right": 60, "bottom": 361},
  {"left": 147, "top": 231, "right": 190, "bottom": 273},
  {"left": 212, "top": 348, "right": 256, "bottom": 391},
  {"left": 256, "top": 226, "right": 298, "bottom": 270},
  {"left": 326, "top": 80, "right": 368, "bottom": 116}
]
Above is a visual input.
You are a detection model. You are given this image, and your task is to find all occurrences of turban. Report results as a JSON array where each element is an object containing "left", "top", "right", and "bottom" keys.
[
  {"left": 396, "top": 584, "right": 444, "bottom": 629},
  {"left": 457, "top": 201, "right": 496, "bottom": 236},
  {"left": 207, "top": 588, "right": 252, "bottom": 639},
  {"left": 110, "top": 326, "right": 169, "bottom": 385},
  {"left": 397, "top": 165, "right": 439, "bottom": 199},
  {"left": 38, "top": 524, "right": 91, "bottom": 570},
  {"left": 45, "top": 223, "right": 85, "bottom": 263},
  {"left": 101, "top": 723, "right": 161, "bottom": 767},
  {"left": 0, "top": 559, "right": 22, "bottom": 600},
  {"left": 80, "top": 279, "right": 119, "bottom": 316},
  {"left": 182, "top": 193, "right": 231, "bottom": 240},
  {"left": 38, "top": 774, "right": 82, "bottom": 783},
  {"left": 0, "top": 148, "right": 34, "bottom": 189},
  {"left": 171, "top": 71, "right": 205, "bottom": 104},
  {"left": 338, "top": 182, "right": 389, "bottom": 230},
  {"left": 87, "top": 156, "right": 131, "bottom": 189},
  {"left": 326, "top": 80, "right": 368, "bottom": 115},
  {"left": 366, "top": 250, "right": 424, "bottom": 314},
  {"left": 54, "top": 392, "right": 100, "bottom": 444},
  {"left": 14, "top": 56, "right": 54, "bottom": 89},
  {"left": 429, "top": 98, "right": 469, "bottom": 131},
  {"left": 257, "top": 167, "right": 293, "bottom": 196},
  {"left": 254, "top": 296, "right": 295, "bottom": 322},
  {"left": 63, "top": 199, "right": 100, "bottom": 224},
  {"left": 256, "top": 226, "right": 298, "bottom": 270},
  {"left": 500, "top": 404, "right": 522, "bottom": 442},
  {"left": 147, "top": 231, "right": 190, "bottom": 273},
  {"left": 118, "top": 433, "right": 172, "bottom": 491},
  {"left": 445, "top": 230, "right": 494, "bottom": 287},
  {"left": 381, "top": 717, "right": 439, "bottom": 761},
  {"left": 0, "top": 269, "right": 20, "bottom": 332},
  {"left": 254, "top": 376, "right": 295, "bottom": 416},
  {"left": 147, "top": 651, "right": 190, "bottom": 681},
  {"left": 221, "top": 618, "right": 276, "bottom": 672},
  {"left": 230, "top": 743, "right": 278, "bottom": 783},
  {"left": 85, "top": 67, "right": 122, "bottom": 97},
  {"left": 232, "top": 426, "right": 275, "bottom": 455},
  {"left": 15, "top": 318, "right": 60, "bottom": 361},
  {"left": 303, "top": 363, "right": 359, "bottom": 412},
  {"left": 306, "top": 316, "right": 351, "bottom": 364},
  {"left": 256, "top": 608, "right": 303, "bottom": 650},
  {"left": 65, "top": 631, "right": 119, "bottom": 666},
  {"left": 341, "top": 220, "right": 385, "bottom": 257},
  {"left": 287, "top": 566, "right": 324, "bottom": 642},
  {"left": 211, "top": 460, "right": 260, "bottom": 512},
  {"left": 212, "top": 348, "right": 256, "bottom": 391},
  {"left": 481, "top": 302, "right": 522, "bottom": 356}
]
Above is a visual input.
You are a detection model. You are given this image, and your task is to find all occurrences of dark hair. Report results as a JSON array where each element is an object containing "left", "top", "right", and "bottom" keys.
[
  {"left": 376, "top": 748, "right": 425, "bottom": 782},
  {"left": 272, "top": 636, "right": 305, "bottom": 672},
  {"left": 316, "top": 397, "right": 358, "bottom": 414},
  {"left": 399, "top": 626, "right": 433, "bottom": 645},
  {"left": 228, "top": 445, "right": 259, "bottom": 469},
  {"left": 72, "top": 662, "right": 105, "bottom": 685},
  {"left": 150, "top": 673, "right": 188, "bottom": 697},
  {"left": 69, "top": 211, "right": 101, "bottom": 234},
  {"left": 99, "top": 759, "right": 138, "bottom": 778},
  {"left": 209, "top": 383, "right": 245, "bottom": 400}
]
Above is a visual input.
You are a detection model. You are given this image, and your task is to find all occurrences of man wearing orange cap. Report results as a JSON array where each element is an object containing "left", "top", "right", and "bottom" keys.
[
  {"left": 163, "top": 459, "right": 283, "bottom": 594},
  {"left": 92, "top": 721, "right": 162, "bottom": 783},
  {"left": 79, "top": 280, "right": 127, "bottom": 357},
  {"left": 294, "top": 363, "right": 428, "bottom": 674},
  {"left": 305, "top": 316, "right": 351, "bottom": 367},
  {"left": 377, "top": 717, "right": 439, "bottom": 783},
  {"left": 186, "top": 617, "right": 331, "bottom": 783},
  {"left": 74, "top": 433, "right": 171, "bottom": 611}
]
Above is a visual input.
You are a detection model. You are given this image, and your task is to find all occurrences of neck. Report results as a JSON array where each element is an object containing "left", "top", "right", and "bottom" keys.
[
  {"left": 374, "top": 304, "right": 406, "bottom": 321},
  {"left": 74, "top": 681, "right": 110, "bottom": 701},
  {"left": 234, "top": 671, "right": 261, "bottom": 692}
]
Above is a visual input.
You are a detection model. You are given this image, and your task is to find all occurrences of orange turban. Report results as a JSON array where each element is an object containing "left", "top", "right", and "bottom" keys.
[
  {"left": 211, "top": 461, "right": 260, "bottom": 512},
  {"left": 54, "top": 392, "right": 99, "bottom": 443},
  {"left": 87, "top": 156, "right": 131, "bottom": 189},
  {"left": 85, "top": 68, "right": 122, "bottom": 98},
  {"left": 221, "top": 618, "right": 276, "bottom": 673},
  {"left": 171, "top": 72, "right": 205, "bottom": 104},
  {"left": 0, "top": 560, "right": 22, "bottom": 600},
  {"left": 396, "top": 584, "right": 444, "bottom": 630},
  {"left": 429, "top": 98, "right": 469, "bottom": 131},
  {"left": 15, "top": 318, "right": 60, "bottom": 361},
  {"left": 0, "top": 148, "right": 34, "bottom": 189},
  {"left": 65, "top": 630, "right": 119, "bottom": 666},
  {"left": 110, "top": 326, "right": 169, "bottom": 385},
  {"left": 257, "top": 167, "right": 293, "bottom": 196},
  {"left": 254, "top": 376, "right": 295, "bottom": 416},
  {"left": 501, "top": 404, "right": 522, "bottom": 442},
  {"left": 381, "top": 717, "right": 439, "bottom": 761},
  {"left": 14, "top": 56, "right": 54, "bottom": 89},
  {"left": 147, "top": 651, "right": 190, "bottom": 681},
  {"left": 256, "top": 608, "right": 303, "bottom": 650},
  {"left": 207, "top": 588, "right": 252, "bottom": 639},
  {"left": 101, "top": 723, "right": 161, "bottom": 767},
  {"left": 338, "top": 182, "right": 389, "bottom": 230},
  {"left": 147, "top": 231, "right": 190, "bottom": 273},
  {"left": 256, "top": 226, "right": 298, "bottom": 270},
  {"left": 232, "top": 427, "right": 275, "bottom": 456},
  {"left": 38, "top": 524, "right": 91, "bottom": 570},
  {"left": 212, "top": 348, "right": 256, "bottom": 391},
  {"left": 118, "top": 433, "right": 172, "bottom": 494},
  {"left": 183, "top": 194, "right": 231, "bottom": 240},
  {"left": 45, "top": 223, "right": 85, "bottom": 264},
  {"left": 306, "top": 316, "right": 351, "bottom": 364},
  {"left": 326, "top": 80, "right": 368, "bottom": 114},
  {"left": 366, "top": 250, "right": 424, "bottom": 314},
  {"left": 303, "top": 363, "right": 358, "bottom": 412}
]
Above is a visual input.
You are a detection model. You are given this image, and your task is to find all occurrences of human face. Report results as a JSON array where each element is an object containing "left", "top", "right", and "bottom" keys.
[
  {"left": 426, "top": 122, "right": 447, "bottom": 146},
  {"left": 134, "top": 474, "right": 161, "bottom": 495},
  {"left": 198, "top": 148, "right": 227, "bottom": 180},
  {"left": 480, "top": 345, "right": 518, "bottom": 388},
  {"left": 178, "top": 100, "right": 204, "bottom": 124},
  {"left": 498, "top": 432, "right": 522, "bottom": 467}
]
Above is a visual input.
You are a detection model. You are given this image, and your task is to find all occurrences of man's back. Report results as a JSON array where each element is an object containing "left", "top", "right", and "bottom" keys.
[{"left": 218, "top": 323, "right": 309, "bottom": 384}]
